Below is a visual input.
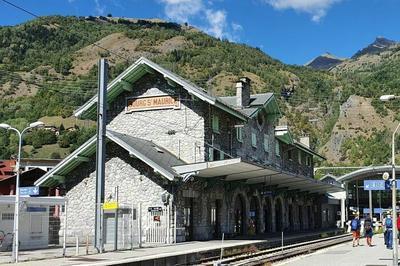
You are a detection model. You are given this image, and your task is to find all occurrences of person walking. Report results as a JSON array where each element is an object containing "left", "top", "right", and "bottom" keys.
[
  {"left": 383, "top": 214, "right": 388, "bottom": 246},
  {"left": 385, "top": 214, "right": 393, "bottom": 249},
  {"left": 364, "top": 217, "right": 373, "bottom": 247},
  {"left": 397, "top": 214, "right": 400, "bottom": 245},
  {"left": 351, "top": 215, "right": 361, "bottom": 247}
]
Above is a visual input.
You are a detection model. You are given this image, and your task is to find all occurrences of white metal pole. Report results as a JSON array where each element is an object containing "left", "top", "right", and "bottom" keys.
[
  {"left": 340, "top": 198, "right": 345, "bottom": 228},
  {"left": 174, "top": 205, "right": 177, "bottom": 244},
  {"left": 63, "top": 201, "right": 68, "bottom": 257},
  {"left": 369, "top": 190, "right": 373, "bottom": 219},
  {"left": 12, "top": 130, "right": 22, "bottom": 263},
  {"left": 138, "top": 202, "right": 142, "bottom": 248},
  {"left": 219, "top": 232, "right": 224, "bottom": 260},
  {"left": 392, "top": 122, "right": 400, "bottom": 266}
]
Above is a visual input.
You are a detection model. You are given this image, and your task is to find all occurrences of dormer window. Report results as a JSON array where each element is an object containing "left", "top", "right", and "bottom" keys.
[{"left": 257, "top": 112, "right": 265, "bottom": 130}]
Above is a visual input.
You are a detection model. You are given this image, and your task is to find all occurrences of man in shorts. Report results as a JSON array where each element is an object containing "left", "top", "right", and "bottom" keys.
[{"left": 351, "top": 215, "right": 361, "bottom": 247}]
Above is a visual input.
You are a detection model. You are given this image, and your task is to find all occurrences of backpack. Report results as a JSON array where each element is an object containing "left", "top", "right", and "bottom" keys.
[
  {"left": 351, "top": 219, "right": 359, "bottom": 230},
  {"left": 365, "top": 220, "right": 372, "bottom": 230},
  {"left": 386, "top": 217, "right": 393, "bottom": 228}
]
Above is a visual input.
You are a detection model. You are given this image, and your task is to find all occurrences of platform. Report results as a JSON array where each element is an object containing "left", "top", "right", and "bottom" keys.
[
  {"left": 0, "top": 229, "right": 342, "bottom": 265},
  {"left": 279, "top": 233, "right": 395, "bottom": 266}
]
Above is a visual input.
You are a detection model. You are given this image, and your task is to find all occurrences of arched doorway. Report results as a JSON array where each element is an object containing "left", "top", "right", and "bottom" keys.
[
  {"left": 264, "top": 198, "right": 272, "bottom": 233},
  {"left": 234, "top": 194, "right": 246, "bottom": 235},
  {"left": 275, "top": 198, "right": 283, "bottom": 232},
  {"left": 249, "top": 196, "right": 260, "bottom": 234}
]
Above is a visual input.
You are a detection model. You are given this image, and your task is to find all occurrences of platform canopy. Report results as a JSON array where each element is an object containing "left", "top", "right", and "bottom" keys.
[
  {"left": 173, "top": 158, "right": 343, "bottom": 194},
  {"left": 336, "top": 165, "right": 400, "bottom": 183},
  {"left": 0, "top": 196, "right": 66, "bottom": 205}
]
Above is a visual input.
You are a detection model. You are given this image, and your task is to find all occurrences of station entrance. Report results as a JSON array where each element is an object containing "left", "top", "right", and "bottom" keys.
[
  {"left": 336, "top": 166, "right": 400, "bottom": 220},
  {"left": 234, "top": 195, "right": 245, "bottom": 235}
]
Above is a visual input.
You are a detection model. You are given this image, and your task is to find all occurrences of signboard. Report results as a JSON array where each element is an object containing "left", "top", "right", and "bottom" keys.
[
  {"left": 148, "top": 206, "right": 163, "bottom": 212},
  {"left": 127, "top": 95, "right": 180, "bottom": 112},
  {"left": 261, "top": 191, "right": 273, "bottom": 196},
  {"left": 103, "top": 201, "right": 119, "bottom": 210},
  {"left": 26, "top": 207, "right": 46, "bottom": 212},
  {"left": 363, "top": 180, "right": 400, "bottom": 191},
  {"left": 363, "top": 208, "right": 390, "bottom": 214},
  {"left": 20, "top": 186, "right": 40, "bottom": 196}
]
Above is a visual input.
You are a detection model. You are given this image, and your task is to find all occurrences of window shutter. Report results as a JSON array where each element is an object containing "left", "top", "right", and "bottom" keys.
[
  {"left": 263, "top": 134, "right": 269, "bottom": 152},
  {"left": 275, "top": 142, "right": 280, "bottom": 156},
  {"left": 236, "top": 127, "right": 243, "bottom": 142},
  {"left": 212, "top": 115, "right": 219, "bottom": 133},
  {"left": 251, "top": 131, "right": 257, "bottom": 148},
  {"left": 208, "top": 147, "right": 214, "bottom": 161}
]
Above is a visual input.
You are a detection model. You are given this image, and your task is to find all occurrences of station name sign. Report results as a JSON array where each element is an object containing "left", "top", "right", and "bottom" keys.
[
  {"left": 363, "top": 179, "right": 400, "bottom": 191},
  {"left": 127, "top": 95, "right": 180, "bottom": 112}
]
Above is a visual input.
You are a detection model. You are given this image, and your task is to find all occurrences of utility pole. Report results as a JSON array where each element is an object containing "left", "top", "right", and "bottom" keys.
[{"left": 94, "top": 59, "right": 108, "bottom": 253}]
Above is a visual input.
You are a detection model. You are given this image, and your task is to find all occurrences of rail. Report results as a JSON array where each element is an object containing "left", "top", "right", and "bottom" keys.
[{"left": 200, "top": 233, "right": 352, "bottom": 266}]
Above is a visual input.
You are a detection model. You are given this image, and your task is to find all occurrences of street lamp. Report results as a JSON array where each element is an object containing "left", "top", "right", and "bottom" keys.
[
  {"left": 0, "top": 121, "right": 44, "bottom": 263},
  {"left": 380, "top": 94, "right": 400, "bottom": 266}
]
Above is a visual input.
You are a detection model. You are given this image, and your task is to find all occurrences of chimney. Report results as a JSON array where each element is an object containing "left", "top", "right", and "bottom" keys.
[
  {"left": 236, "top": 77, "right": 251, "bottom": 108},
  {"left": 299, "top": 136, "right": 310, "bottom": 148}
]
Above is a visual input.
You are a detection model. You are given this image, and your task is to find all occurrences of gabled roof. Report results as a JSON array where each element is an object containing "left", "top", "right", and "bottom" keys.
[
  {"left": 274, "top": 126, "right": 325, "bottom": 160},
  {"left": 293, "top": 140, "right": 326, "bottom": 160},
  {"left": 74, "top": 57, "right": 247, "bottom": 121},
  {"left": 34, "top": 130, "right": 184, "bottom": 187},
  {"left": 275, "top": 125, "right": 294, "bottom": 145}
]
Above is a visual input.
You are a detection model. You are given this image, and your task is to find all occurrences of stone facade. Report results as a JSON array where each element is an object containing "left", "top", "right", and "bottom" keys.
[
  {"left": 108, "top": 73, "right": 206, "bottom": 164},
  {"left": 53, "top": 65, "right": 338, "bottom": 245},
  {"left": 60, "top": 143, "right": 171, "bottom": 242}
]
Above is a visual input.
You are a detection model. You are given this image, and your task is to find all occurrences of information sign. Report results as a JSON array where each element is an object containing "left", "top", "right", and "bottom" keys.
[
  {"left": 19, "top": 186, "right": 40, "bottom": 196},
  {"left": 148, "top": 206, "right": 163, "bottom": 212},
  {"left": 103, "top": 201, "right": 119, "bottom": 210},
  {"left": 363, "top": 180, "right": 400, "bottom": 191}
]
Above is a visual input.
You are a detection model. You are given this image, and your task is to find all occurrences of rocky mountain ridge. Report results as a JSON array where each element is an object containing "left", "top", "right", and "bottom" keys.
[{"left": 1, "top": 16, "right": 400, "bottom": 168}]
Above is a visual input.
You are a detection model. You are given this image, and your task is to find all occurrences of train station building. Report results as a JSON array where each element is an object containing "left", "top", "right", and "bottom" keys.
[{"left": 35, "top": 57, "right": 343, "bottom": 244}]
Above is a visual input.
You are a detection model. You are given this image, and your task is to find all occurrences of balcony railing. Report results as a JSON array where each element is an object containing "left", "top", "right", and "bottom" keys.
[{"left": 280, "top": 159, "right": 313, "bottom": 178}]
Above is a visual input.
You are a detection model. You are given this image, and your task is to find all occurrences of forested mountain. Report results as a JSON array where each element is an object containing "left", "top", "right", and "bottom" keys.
[{"left": 0, "top": 16, "right": 399, "bottom": 170}]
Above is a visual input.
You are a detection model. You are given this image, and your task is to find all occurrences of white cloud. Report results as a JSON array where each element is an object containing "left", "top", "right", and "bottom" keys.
[
  {"left": 158, "top": 0, "right": 242, "bottom": 41},
  {"left": 160, "top": 0, "right": 203, "bottom": 23},
  {"left": 205, "top": 9, "right": 227, "bottom": 39},
  {"left": 94, "top": 0, "right": 106, "bottom": 15},
  {"left": 265, "top": 0, "right": 341, "bottom": 22},
  {"left": 231, "top": 22, "right": 243, "bottom": 32}
]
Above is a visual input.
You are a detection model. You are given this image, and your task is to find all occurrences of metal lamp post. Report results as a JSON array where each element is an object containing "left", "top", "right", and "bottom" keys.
[
  {"left": 0, "top": 121, "right": 44, "bottom": 263},
  {"left": 380, "top": 94, "right": 400, "bottom": 266}
]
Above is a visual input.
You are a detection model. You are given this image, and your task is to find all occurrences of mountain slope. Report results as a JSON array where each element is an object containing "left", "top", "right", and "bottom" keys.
[
  {"left": 305, "top": 53, "right": 346, "bottom": 70},
  {"left": 352, "top": 37, "right": 397, "bottom": 59},
  {"left": 0, "top": 16, "right": 399, "bottom": 168}
]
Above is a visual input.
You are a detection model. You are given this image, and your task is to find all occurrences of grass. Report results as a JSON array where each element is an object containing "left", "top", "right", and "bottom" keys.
[
  {"left": 39, "top": 116, "right": 95, "bottom": 129},
  {"left": 23, "top": 144, "right": 71, "bottom": 159}
]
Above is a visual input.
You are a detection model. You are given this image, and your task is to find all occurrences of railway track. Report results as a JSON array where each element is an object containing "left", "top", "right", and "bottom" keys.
[{"left": 200, "top": 233, "right": 352, "bottom": 266}]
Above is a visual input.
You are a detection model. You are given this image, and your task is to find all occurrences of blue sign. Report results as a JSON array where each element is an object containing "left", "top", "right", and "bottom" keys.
[
  {"left": 26, "top": 207, "right": 46, "bottom": 212},
  {"left": 363, "top": 180, "right": 400, "bottom": 191},
  {"left": 363, "top": 208, "right": 386, "bottom": 214},
  {"left": 364, "top": 180, "right": 386, "bottom": 190},
  {"left": 19, "top": 186, "right": 40, "bottom": 196}
]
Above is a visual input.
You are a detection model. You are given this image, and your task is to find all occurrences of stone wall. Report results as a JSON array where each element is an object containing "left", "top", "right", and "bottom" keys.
[
  {"left": 59, "top": 143, "right": 171, "bottom": 243},
  {"left": 107, "top": 73, "right": 206, "bottom": 164}
]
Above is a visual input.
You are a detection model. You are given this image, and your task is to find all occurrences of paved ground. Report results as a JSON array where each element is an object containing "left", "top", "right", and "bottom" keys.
[
  {"left": 2, "top": 240, "right": 264, "bottom": 265},
  {"left": 0, "top": 229, "right": 342, "bottom": 265},
  {"left": 278, "top": 234, "right": 395, "bottom": 266}
]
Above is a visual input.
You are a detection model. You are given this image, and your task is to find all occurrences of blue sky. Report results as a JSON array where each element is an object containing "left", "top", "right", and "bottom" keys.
[{"left": 0, "top": 0, "right": 399, "bottom": 65}]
